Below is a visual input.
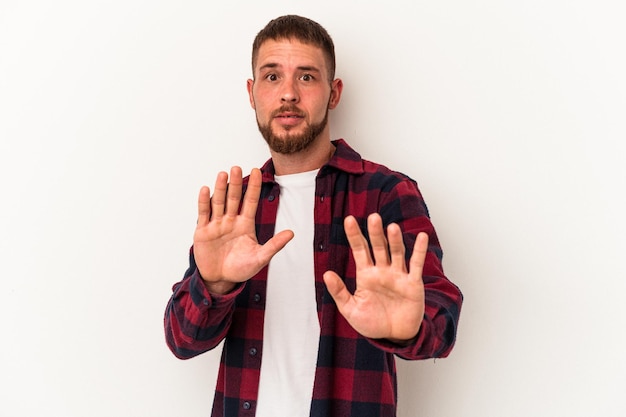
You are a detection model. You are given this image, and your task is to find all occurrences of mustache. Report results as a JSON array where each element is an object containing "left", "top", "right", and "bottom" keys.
[{"left": 271, "top": 105, "right": 305, "bottom": 117}]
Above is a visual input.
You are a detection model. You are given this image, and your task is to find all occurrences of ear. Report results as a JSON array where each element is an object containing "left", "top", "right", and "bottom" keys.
[
  {"left": 246, "top": 79, "right": 256, "bottom": 109},
  {"left": 328, "top": 78, "right": 343, "bottom": 110}
]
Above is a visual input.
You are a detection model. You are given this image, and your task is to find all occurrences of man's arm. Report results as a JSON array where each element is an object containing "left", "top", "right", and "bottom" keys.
[
  {"left": 324, "top": 178, "right": 462, "bottom": 359},
  {"left": 164, "top": 166, "right": 293, "bottom": 358},
  {"left": 164, "top": 249, "right": 244, "bottom": 359}
]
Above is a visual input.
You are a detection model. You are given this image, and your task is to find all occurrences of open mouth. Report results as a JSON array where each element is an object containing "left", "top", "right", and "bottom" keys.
[
  {"left": 275, "top": 112, "right": 303, "bottom": 119},
  {"left": 274, "top": 111, "right": 305, "bottom": 127}
]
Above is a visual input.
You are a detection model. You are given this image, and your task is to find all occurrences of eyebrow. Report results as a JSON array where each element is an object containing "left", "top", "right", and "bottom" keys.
[{"left": 257, "top": 63, "right": 322, "bottom": 73}]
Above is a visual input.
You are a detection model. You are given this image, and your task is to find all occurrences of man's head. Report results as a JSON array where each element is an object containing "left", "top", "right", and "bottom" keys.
[
  {"left": 247, "top": 16, "right": 343, "bottom": 157},
  {"left": 251, "top": 15, "right": 336, "bottom": 82}
]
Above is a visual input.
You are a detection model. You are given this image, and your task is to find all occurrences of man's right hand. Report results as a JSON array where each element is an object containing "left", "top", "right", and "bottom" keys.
[{"left": 194, "top": 166, "right": 294, "bottom": 294}]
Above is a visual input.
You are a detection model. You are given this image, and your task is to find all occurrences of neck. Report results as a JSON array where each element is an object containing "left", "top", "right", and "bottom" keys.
[{"left": 270, "top": 138, "right": 335, "bottom": 176}]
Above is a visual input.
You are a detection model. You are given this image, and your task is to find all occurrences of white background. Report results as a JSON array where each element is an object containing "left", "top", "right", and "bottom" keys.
[{"left": 1, "top": 1, "right": 625, "bottom": 416}]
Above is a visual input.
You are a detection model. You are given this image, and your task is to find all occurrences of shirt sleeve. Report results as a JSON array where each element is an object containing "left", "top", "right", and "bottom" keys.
[
  {"left": 369, "top": 176, "right": 463, "bottom": 360},
  {"left": 164, "top": 246, "right": 245, "bottom": 359}
]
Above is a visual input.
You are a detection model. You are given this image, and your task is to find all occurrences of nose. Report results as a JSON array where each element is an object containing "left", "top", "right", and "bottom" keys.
[{"left": 280, "top": 80, "right": 299, "bottom": 103}]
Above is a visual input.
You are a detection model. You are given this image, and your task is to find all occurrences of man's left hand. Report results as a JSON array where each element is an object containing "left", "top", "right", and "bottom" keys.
[{"left": 323, "top": 213, "right": 427, "bottom": 343}]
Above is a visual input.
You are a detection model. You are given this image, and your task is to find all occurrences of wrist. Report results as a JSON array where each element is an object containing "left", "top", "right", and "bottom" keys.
[
  {"left": 203, "top": 279, "right": 236, "bottom": 295},
  {"left": 387, "top": 337, "right": 414, "bottom": 347}
]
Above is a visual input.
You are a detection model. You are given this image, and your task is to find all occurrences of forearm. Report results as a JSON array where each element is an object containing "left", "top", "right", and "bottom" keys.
[
  {"left": 164, "top": 267, "right": 242, "bottom": 359},
  {"left": 402, "top": 274, "right": 462, "bottom": 359},
  {"left": 376, "top": 179, "right": 463, "bottom": 357}
]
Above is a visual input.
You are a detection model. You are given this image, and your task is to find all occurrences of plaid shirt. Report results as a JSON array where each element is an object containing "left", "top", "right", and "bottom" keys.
[{"left": 165, "top": 139, "right": 463, "bottom": 417}]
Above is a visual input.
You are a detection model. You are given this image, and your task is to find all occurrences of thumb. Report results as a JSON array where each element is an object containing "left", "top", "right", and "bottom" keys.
[
  {"left": 323, "top": 271, "right": 352, "bottom": 310},
  {"left": 257, "top": 229, "right": 294, "bottom": 264}
]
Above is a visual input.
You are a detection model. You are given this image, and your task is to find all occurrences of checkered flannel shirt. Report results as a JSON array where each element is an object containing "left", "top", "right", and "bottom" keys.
[{"left": 165, "top": 139, "right": 463, "bottom": 417}]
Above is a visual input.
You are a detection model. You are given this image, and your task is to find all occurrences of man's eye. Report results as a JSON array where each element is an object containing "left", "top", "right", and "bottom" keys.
[
  {"left": 266, "top": 74, "right": 278, "bottom": 81},
  {"left": 301, "top": 74, "right": 313, "bottom": 81}
]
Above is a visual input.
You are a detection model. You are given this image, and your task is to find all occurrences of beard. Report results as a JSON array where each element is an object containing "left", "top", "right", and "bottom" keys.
[{"left": 257, "top": 105, "right": 329, "bottom": 155}]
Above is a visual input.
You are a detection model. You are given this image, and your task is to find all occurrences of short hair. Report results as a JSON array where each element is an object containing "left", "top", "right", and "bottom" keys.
[{"left": 251, "top": 15, "right": 336, "bottom": 81}]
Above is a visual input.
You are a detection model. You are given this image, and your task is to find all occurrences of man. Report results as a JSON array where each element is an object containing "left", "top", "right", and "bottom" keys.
[{"left": 164, "top": 15, "right": 462, "bottom": 417}]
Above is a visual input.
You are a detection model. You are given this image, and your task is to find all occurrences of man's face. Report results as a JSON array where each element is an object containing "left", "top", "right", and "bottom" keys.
[{"left": 247, "top": 39, "right": 342, "bottom": 154}]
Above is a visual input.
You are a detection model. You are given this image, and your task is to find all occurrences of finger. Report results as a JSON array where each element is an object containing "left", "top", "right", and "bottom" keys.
[
  {"left": 257, "top": 229, "right": 295, "bottom": 264},
  {"left": 197, "top": 186, "right": 211, "bottom": 226},
  {"left": 344, "top": 215, "right": 373, "bottom": 267},
  {"left": 323, "top": 271, "right": 354, "bottom": 314},
  {"left": 240, "top": 168, "right": 262, "bottom": 219},
  {"left": 409, "top": 232, "right": 429, "bottom": 280},
  {"left": 367, "top": 213, "right": 390, "bottom": 265},
  {"left": 387, "top": 223, "right": 407, "bottom": 272},
  {"left": 211, "top": 171, "right": 228, "bottom": 220},
  {"left": 225, "top": 166, "right": 243, "bottom": 217}
]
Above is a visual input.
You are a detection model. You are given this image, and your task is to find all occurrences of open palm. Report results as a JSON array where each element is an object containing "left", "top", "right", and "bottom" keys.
[
  {"left": 194, "top": 167, "right": 293, "bottom": 294},
  {"left": 323, "top": 214, "right": 427, "bottom": 342}
]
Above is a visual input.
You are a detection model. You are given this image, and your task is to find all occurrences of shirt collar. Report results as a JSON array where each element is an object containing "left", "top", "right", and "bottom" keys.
[{"left": 260, "top": 139, "right": 364, "bottom": 183}]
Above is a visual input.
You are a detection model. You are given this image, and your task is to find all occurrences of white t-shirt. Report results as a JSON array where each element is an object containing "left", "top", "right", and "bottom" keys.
[{"left": 255, "top": 169, "right": 320, "bottom": 417}]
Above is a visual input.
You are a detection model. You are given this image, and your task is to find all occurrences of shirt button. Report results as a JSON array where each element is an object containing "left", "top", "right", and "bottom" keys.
[
  {"left": 253, "top": 293, "right": 261, "bottom": 303},
  {"left": 320, "top": 195, "right": 325, "bottom": 202},
  {"left": 249, "top": 347, "right": 257, "bottom": 356},
  {"left": 268, "top": 195, "right": 275, "bottom": 202},
  {"left": 242, "top": 401, "right": 251, "bottom": 410},
  {"left": 202, "top": 298, "right": 209, "bottom": 306}
]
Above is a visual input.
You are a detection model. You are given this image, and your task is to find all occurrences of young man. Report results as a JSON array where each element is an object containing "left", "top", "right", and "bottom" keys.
[{"left": 165, "top": 15, "right": 463, "bottom": 417}]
